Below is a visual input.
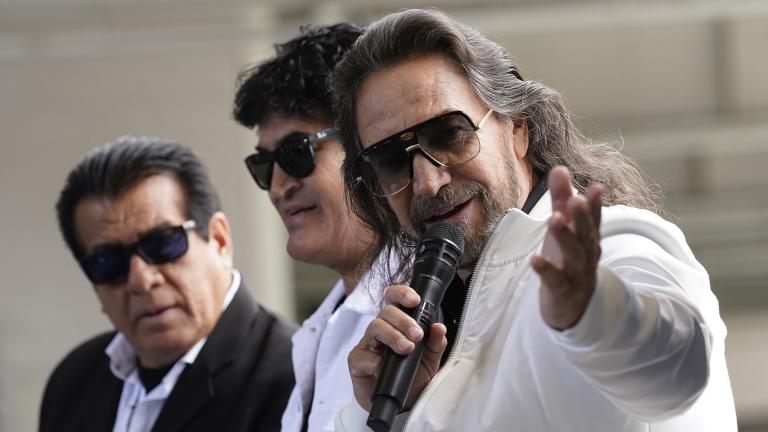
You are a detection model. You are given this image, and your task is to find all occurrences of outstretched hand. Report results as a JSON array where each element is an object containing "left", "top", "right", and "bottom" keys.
[{"left": 532, "top": 166, "right": 604, "bottom": 330}]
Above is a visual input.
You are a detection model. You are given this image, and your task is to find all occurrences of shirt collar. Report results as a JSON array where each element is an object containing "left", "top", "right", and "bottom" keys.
[
  {"left": 298, "top": 248, "right": 393, "bottom": 332},
  {"left": 105, "top": 268, "right": 241, "bottom": 380},
  {"left": 521, "top": 173, "right": 549, "bottom": 214}
]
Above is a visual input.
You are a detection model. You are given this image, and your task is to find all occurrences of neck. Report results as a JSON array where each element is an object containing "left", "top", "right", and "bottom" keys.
[
  {"left": 334, "top": 229, "right": 375, "bottom": 295},
  {"left": 456, "top": 265, "right": 473, "bottom": 282},
  {"left": 340, "top": 273, "right": 360, "bottom": 295},
  {"left": 335, "top": 256, "right": 367, "bottom": 295},
  {"left": 136, "top": 350, "right": 182, "bottom": 369}
]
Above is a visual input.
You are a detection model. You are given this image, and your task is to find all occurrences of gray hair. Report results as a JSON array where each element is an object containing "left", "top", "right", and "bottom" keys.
[{"left": 331, "top": 8, "right": 659, "bottom": 280}]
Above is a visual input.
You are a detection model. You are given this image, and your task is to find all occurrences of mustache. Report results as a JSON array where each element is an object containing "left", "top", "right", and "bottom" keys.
[{"left": 409, "top": 181, "right": 484, "bottom": 230}]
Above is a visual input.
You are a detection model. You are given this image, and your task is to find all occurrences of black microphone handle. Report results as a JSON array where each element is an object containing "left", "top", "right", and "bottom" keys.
[
  {"left": 366, "top": 223, "right": 464, "bottom": 432},
  {"left": 367, "top": 273, "right": 450, "bottom": 432}
]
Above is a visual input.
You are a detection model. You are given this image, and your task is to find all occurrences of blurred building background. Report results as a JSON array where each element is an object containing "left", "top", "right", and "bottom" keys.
[{"left": 1, "top": 0, "right": 766, "bottom": 430}]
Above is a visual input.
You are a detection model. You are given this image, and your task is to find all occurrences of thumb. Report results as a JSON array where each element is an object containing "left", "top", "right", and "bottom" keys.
[{"left": 423, "top": 323, "right": 448, "bottom": 364}]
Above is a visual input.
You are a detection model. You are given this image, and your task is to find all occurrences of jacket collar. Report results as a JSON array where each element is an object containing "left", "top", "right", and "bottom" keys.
[
  {"left": 485, "top": 183, "right": 580, "bottom": 266},
  {"left": 87, "top": 335, "right": 125, "bottom": 432},
  {"left": 479, "top": 190, "right": 554, "bottom": 267},
  {"left": 528, "top": 189, "right": 554, "bottom": 219}
]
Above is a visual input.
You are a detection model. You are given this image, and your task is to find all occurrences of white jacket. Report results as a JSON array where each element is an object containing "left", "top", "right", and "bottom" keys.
[
  {"left": 337, "top": 193, "right": 737, "bottom": 431},
  {"left": 282, "top": 253, "right": 390, "bottom": 432}
]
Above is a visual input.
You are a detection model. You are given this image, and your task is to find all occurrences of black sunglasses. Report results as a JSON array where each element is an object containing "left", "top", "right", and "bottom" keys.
[
  {"left": 245, "top": 128, "right": 335, "bottom": 190},
  {"left": 355, "top": 109, "right": 494, "bottom": 197},
  {"left": 79, "top": 220, "right": 197, "bottom": 285}
]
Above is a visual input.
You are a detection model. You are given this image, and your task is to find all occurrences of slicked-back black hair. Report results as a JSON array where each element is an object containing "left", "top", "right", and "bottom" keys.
[
  {"left": 232, "top": 22, "right": 364, "bottom": 128},
  {"left": 56, "top": 135, "right": 222, "bottom": 259}
]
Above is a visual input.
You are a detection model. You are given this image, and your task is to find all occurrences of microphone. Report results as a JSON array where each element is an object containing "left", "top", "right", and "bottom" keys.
[{"left": 367, "top": 223, "right": 465, "bottom": 432}]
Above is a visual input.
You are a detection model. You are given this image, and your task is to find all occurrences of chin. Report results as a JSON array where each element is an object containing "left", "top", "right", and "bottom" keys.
[
  {"left": 287, "top": 244, "right": 321, "bottom": 264},
  {"left": 290, "top": 245, "right": 339, "bottom": 270},
  {"left": 287, "top": 230, "right": 327, "bottom": 255}
]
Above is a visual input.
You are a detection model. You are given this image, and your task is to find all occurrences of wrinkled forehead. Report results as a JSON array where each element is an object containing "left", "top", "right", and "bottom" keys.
[
  {"left": 74, "top": 175, "right": 187, "bottom": 253},
  {"left": 355, "top": 55, "right": 480, "bottom": 149}
]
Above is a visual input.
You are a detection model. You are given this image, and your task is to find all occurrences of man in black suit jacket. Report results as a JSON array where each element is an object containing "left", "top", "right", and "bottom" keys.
[{"left": 40, "top": 136, "right": 295, "bottom": 432}]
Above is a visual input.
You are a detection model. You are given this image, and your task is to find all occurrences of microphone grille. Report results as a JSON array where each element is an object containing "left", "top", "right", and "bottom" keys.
[{"left": 424, "top": 223, "right": 465, "bottom": 254}]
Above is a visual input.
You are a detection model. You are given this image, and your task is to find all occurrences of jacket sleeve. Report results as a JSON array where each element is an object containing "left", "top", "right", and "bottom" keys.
[
  {"left": 547, "top": 208, "right": 721, "bottom": 421},
  {"left": 39, "top": 363, "right": 63, "bottom": 432}
]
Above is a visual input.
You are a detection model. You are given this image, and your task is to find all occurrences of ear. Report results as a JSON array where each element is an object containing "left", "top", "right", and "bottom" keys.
[
  {"left": 207, "top": 211, "right": 234, "bottom": 268},
  {"left": 511, "top": 113, "right": 529, "bottom": 161}
]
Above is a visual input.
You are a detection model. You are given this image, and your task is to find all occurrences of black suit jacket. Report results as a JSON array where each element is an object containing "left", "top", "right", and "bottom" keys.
[{"left": 39, "top": 283, "right": 296, "bottom": 432}]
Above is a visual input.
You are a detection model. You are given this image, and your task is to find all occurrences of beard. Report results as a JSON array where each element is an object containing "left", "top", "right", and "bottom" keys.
[{"left": 408, "top": 158, "right": 521, "bottom": 266}]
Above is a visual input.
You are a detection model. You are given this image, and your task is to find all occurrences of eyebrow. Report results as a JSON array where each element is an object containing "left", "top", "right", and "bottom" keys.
[
  {"left": 86, "top": 222, "right": 177, "bottom": 255},
  {"left": 404, "top": 109, "right": 457, "bottom": 130}
]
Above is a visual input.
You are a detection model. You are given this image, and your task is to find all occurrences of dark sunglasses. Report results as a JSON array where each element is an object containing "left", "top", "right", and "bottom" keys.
[
  {"left": 79, "top": 220, "right": 197, "bottom": 284},
  {"left": 355, "top": 109, "right": 494, "bottom": 197},
  {"left": 244, "top": 128, "right": 335, "bottom": 190}
]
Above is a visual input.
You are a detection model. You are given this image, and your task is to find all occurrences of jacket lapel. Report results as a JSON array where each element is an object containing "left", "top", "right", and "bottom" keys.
[
  {"left": 150, "top": 356, "right": 216, "bottom": 432},
  {"left": 85, "top": 365, "right": 123, "bottom": 431},
  {"left": 150, "top": 282, "right": 257, "bottom": 432}
]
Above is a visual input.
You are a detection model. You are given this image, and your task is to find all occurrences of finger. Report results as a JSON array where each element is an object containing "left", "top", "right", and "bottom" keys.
[
  {"left": 567, "top": 195, "right": 596, "bottom": 248},
  {"left": 568, "top": 194, "right": 602, "bottom": 264},
  {"left": 379, "top": 304, "right": 424, "bottom": 343},
  {"left": 348, "top": 346, "right": 383, "bottom": 379},
  {"left": 425, "top": 323, "right": 448, "bottom": 354},
  {"left": 548, "top": 166, "right": 574, "bottom": 216},
  {"left": 362, "top": 317, "right": 416, "bottom": 355},
  {"left": 348, "top": 347, "right": 380, "bottom": 411},
  {"left": 531, "top": 254, "right": 572, "bottom": 296},
  {"left": 585, "top": 183, "right": 603, "bottom": 228},
  {"left": 383, "top": 284, "right": 421, "bottom": 308},
  {"left": 421, "top": 323, "right": 448, "bottom": 377},
  {"left": 546, "top": 211, "right": 587, "bottom": 275}
]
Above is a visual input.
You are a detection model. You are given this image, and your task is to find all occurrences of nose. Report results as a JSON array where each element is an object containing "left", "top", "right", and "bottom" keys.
[
  {"left": 125, "top": 254, "right": 164, "bottom": 295},
  {"left": 410, "top": 152, "right": 451, "bottom": 198},
  {"left": 268, "top": 164, "right": 301, "bottom": 203}
]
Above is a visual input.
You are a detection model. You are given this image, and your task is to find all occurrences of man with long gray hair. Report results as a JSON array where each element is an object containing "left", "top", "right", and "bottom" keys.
[{"left": 332, "top": 8, "right": 736, "bottom": 431}]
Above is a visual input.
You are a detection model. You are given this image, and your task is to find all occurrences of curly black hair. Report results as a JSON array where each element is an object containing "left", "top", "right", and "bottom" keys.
[{"left": 233, "top": 22, "right": 364, "bottom": 128}]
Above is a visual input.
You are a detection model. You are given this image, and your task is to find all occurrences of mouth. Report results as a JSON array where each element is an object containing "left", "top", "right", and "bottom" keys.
[
  {"left": 422, "top": 197, "right": 472, "bottom": 226},
  {"left": 285, "top": 205, "right": 316, "bottom": 218},
  {"left": 136, "top": 305, "right": 177, "bottom": 325}
]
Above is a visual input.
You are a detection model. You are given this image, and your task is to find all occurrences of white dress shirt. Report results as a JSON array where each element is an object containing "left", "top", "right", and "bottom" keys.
[
  {"left": 106, "top": 269, "right": 241, "bottom": 432},
  {"left": 281, "top": 253, "right": 390, "bottom": 432}
]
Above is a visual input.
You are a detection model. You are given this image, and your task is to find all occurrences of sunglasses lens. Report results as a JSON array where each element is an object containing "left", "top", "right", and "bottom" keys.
[
  {"left": 277, "top": 138, "right": 315, "bottom": 178},
  {"left": 358, "top": 112, "right": 481, "bottom": 197},
  {"left": 79, "top": 226, "right": 190, "bottom": 285},
  {"left": 80, "top": 247, "right": 130, "bottom": 284},
  {"left": 420, "top": 113, "right": 479, "bottom": 163},
  {"left": 245, "top": 154, "right": 273, "bottom": 190},
  {"left": 362, "top": 138, "right": 412, "bottom": 196},
  {"left": 137, "top": 226, "right": 189, "bottom": 265}
]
